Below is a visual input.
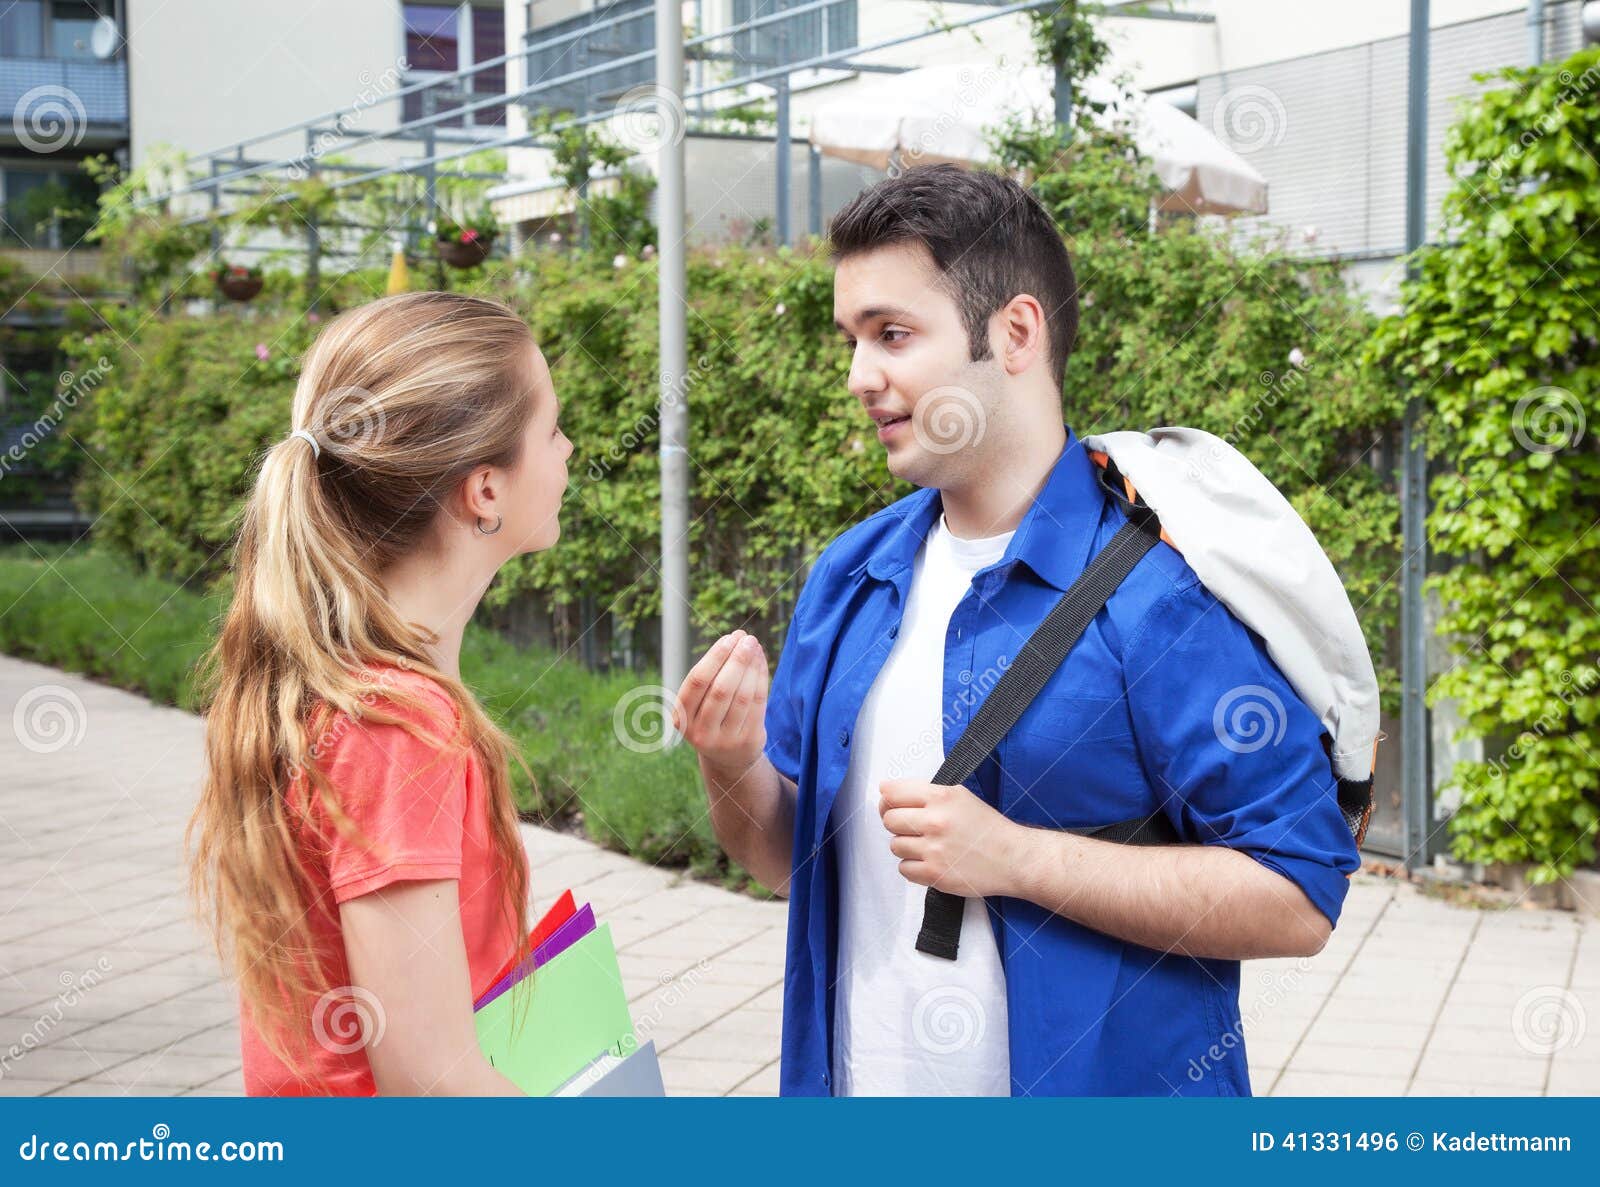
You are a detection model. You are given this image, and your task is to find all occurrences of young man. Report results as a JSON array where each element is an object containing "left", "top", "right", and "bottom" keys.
[{"left": 673, "top": 165, "right": 1360, "bottom": 1097}]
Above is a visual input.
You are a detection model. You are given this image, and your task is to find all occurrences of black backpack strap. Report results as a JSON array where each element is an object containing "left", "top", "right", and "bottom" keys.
[{"left": 915, "top": 476, "right": 1162, "bottom": 961}]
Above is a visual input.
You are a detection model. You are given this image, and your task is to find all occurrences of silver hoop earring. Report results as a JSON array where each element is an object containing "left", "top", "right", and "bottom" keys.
[{"left": 476, "top": 515, "right": 503, "bottom": 536}]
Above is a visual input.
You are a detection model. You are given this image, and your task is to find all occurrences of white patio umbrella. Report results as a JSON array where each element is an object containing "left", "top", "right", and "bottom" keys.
[{"left": 807, "top": 64, "right": 1269, "bottom": 217}]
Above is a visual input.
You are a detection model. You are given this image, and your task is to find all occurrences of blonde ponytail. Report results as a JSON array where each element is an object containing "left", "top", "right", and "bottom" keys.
[{"left": 188, "top": 292, "right": 538, "bottom": 1075}]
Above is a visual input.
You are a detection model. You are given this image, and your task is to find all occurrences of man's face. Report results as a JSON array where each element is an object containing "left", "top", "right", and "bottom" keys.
[{"left": 833, "top": 241, "right": 1008, "bottom": 491}]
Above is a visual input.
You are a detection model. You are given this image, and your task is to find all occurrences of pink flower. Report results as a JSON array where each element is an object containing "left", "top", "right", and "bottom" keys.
[
  {"left": 307, "top": 312, "right": 321, "bottom": 324},
  {"left": 255, "top": 343, "right": 270, "bottom": 361},
  {"left": 460, "top": 228, "right": 480, "bottom": 244}
]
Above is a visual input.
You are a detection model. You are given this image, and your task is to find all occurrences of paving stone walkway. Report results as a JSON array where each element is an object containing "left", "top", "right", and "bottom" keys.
[{"left": 2, "top": 654, "right": 1596, "bottom": 1096}]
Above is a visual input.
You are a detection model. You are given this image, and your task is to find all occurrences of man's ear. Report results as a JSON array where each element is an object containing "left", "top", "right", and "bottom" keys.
[{"left": 997, "top": 294, "right": 1047, "bottom": 376}]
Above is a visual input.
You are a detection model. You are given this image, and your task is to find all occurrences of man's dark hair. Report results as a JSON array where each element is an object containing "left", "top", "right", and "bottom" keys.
[{"left": 827, "top": 164, "right": 1079, "bottom": 387}]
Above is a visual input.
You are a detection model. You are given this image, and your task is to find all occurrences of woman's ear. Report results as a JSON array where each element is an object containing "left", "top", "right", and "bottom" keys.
[
  {"left": 457, "top": 464, "right": 499, "bottom": 528},
  {"left": 999, "top": 294, "right": 1047, "bottom": 376}
]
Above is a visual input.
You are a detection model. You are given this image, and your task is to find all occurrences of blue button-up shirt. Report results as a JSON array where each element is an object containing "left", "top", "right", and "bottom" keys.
[{"left": 764, "top": 428, "right": 1361, "bottom": 1097}]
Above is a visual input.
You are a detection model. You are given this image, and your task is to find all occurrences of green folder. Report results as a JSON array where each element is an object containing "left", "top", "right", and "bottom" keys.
[{"left": 474, "top": 923, "right": 636, "bottom": 1096}]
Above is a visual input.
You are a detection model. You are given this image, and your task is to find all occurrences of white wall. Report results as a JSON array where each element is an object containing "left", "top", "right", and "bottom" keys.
[{"left": 125, "top": 0, "right": 410, "bottom": 167}]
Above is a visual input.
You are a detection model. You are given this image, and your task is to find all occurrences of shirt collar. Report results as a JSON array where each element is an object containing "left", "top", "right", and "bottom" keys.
[{"left": 853, "top": 426, "right": 1107, "bottom": 594}]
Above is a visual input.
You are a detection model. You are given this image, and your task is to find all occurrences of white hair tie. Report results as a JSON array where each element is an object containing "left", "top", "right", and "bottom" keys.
[{"left": 289, "top": 428, "right": 321, "bottom": 459}]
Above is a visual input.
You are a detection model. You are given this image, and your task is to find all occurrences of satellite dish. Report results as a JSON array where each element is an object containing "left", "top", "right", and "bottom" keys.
[{"left": 90, "top": 16, "right": 120, "bottom": 60}]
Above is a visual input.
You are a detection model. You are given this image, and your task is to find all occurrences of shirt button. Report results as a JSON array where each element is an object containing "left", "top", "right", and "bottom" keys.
[
  {"left": 888, "top": 625, "right": 899, "bottom": 639},
  {"left": 837, "top": 728, "right": 850, "bottom": 747}
]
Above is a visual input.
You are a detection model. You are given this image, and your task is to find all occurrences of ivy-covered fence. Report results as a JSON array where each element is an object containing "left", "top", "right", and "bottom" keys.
[{"left": 1374, "top": 47, "right": 1600, "bottom": 882}]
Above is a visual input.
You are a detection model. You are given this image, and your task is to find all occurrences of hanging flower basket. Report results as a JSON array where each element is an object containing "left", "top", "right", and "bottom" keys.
[
  {"left": 213, "top": 263, "right": 263, "bottom": 302},
  {"left": 437, "top": 237, "right": 493, "bottom": 268},
  {"left": 435, "top": 220, "right": 496, "bottom": 269}
]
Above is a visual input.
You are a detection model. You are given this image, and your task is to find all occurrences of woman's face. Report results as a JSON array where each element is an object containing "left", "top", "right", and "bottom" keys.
[{"left": 500, "top": 342, "right": 572, "bottom": 555}]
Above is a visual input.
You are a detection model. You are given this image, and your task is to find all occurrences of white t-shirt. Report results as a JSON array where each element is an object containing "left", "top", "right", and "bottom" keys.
[{"left": 830, "top": 511, "right": 1014, "bottom": 1096}]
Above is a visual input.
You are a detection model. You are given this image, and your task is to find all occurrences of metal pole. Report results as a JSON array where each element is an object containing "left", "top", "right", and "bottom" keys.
[
  {"left": 578, "top": 39, "right": 591, "bottom": 251},
  {"left": 808, "top": 143, "right": 822, "bottom": 238},
  {"left": 658, "top": 0, "right": 691, "bottom": 692},
  {"left": 421, "top": 88, "right": 440, "bottom": 289},
  {"left": 1528, "top": 0, "right": 1545, "bottom": 64},
  {"left": 305, "top": 129, "right": 321, "bottom": 312},
  {"left": 1401, "top": 0, "right": 1431, "bottom": 868},
  {"left": 1053, "top": 6, "right": 1074, "bottom": 136},
  {"left": 775, "top": 74, "right": 791, "bottom": 247}
]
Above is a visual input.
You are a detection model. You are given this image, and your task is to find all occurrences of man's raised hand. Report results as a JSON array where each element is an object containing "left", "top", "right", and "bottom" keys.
[{"left": 673, "top": 629, "right": 769, "bottom": 774}]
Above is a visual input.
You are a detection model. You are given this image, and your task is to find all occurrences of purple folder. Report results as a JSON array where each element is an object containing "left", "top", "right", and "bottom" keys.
[{"left": 473, "top": 903, "right": 596, "bottom": 1011}]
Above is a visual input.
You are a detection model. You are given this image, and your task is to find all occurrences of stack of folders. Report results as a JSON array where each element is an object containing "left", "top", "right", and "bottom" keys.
[{"left": 472, "top": 889, "right": 665, "bottom": 1097}]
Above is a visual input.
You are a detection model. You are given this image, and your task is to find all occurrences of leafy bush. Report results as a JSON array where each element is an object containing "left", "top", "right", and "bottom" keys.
[{"left": 1371, "top": 47, "right": 1600, "bottom": 880}]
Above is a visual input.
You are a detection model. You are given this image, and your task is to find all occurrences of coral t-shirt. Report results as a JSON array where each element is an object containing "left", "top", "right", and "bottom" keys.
[{"left": 239, "top": 665, "right": 523, "bottom": 1096}]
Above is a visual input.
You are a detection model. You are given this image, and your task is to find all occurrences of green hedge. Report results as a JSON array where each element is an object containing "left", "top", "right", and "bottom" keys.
[
  {"left": 1373, "top": 47, "right": 1600, "bottom": 880},
  {"left": 64, "top": 235, "right": 1401, "bottom": 676},
  {"left": 0, "top": 545, "right": 739, "bottom": 886}
]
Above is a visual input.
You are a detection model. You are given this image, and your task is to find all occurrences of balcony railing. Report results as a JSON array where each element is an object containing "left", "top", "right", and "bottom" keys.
[{"left": 0, "top": 56, "right": 127, "bottom": 146}]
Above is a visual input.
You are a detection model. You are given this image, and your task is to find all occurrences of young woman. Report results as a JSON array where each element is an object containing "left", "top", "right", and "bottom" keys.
[{"left": 188, "top": 291, "right": 572, "bottom": 1095}]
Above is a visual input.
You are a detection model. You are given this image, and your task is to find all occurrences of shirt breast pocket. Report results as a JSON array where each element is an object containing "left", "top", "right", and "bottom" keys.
[
  {"left": 1016, "top": 693, "right": 1132, "bottom": 745},
  {"left": 998, "top": 694, "right": 1149, "bottom": 829}
]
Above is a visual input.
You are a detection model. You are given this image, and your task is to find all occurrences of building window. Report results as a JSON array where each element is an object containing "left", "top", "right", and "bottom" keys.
[
  {"left": 403, "top": 3, "right": 506, "bottom": 129},
  {"left": 0, "top": 1, "right": 113, "bottom": 60},
  {"left": 1, "top": 163, "right": 99, "bottom": 249},
  {"left": 48, "top": 1, "right": 104, "bottom": 60}
]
